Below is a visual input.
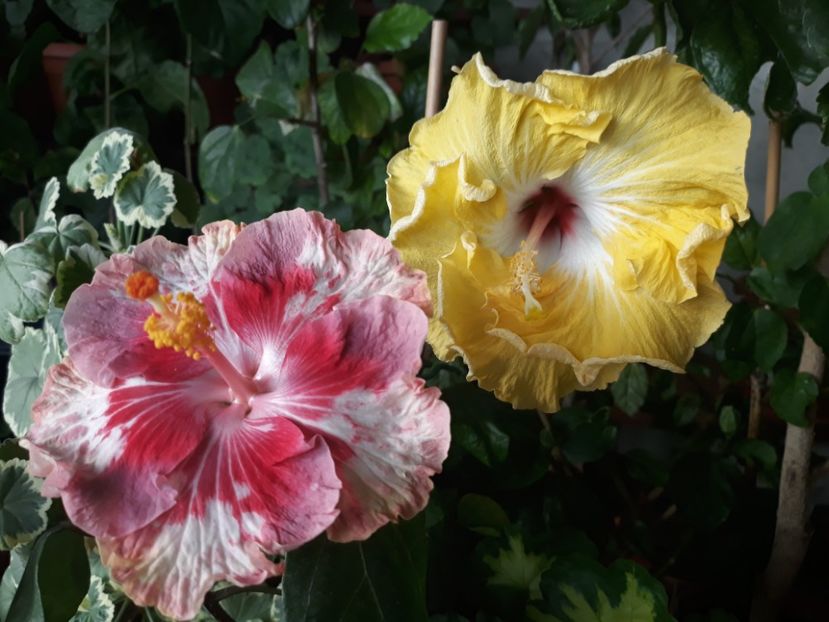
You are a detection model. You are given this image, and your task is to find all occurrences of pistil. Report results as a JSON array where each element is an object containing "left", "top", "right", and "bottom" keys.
[{"left": 125, "top": 270, "right": 256, "bottom": 404}]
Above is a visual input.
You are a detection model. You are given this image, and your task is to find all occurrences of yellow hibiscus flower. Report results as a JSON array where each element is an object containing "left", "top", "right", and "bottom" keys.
[{"left": 387, "top": 49, "right": 750, "bottom": 412}]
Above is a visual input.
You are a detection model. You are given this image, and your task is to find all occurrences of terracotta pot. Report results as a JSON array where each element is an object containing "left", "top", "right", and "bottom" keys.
[{"left": 41, "top": 42, "right": 85, "bottom": 115}]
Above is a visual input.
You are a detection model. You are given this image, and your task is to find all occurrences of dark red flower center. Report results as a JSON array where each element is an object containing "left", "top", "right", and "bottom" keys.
[{"left": 518, "top": 184, "right": 580, "bottom": 247}]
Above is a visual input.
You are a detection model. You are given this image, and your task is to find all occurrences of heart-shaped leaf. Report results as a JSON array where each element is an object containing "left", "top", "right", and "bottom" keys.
[{"left": 113, "top": 161, "right": 176, "bottom": 228}]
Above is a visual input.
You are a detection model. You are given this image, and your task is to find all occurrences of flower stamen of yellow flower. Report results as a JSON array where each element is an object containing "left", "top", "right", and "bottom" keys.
[
  {"left": 510, "top": 193, "right": 560, "bottom": 319},
  {"left": 125, "top": 271, "right": 215, "bottom": 360}
]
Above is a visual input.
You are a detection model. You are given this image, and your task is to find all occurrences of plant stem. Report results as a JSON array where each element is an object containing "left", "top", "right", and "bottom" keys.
[
  {"left": 305, "top": 15, "right": 329, "bottom": 208},
  {"left": 183, "top": 34, "right": 194, "bottom": 183},
  {"left": 764, "top": 120, "right": 782, "bottom": 222},
  {"left": 104, "top": 20, "right": 112, "bottom": 128},
  {"left": 573, "top": 28, "right": 593, "bottom": 74},
  {"left": 209, "top": 584, "right": 280, "bottom": 602},
  {"left": 652, "top": 1, "right": 667, "bottom": 48},
  {"left": 203, "top": 595, "right": 235, "bottom": 622},
  {"left": 752, "top": 249, "right": 829, "bottom": 621},
  {"left": 747, "top": 373, "right": 762, "bottom": 439}
]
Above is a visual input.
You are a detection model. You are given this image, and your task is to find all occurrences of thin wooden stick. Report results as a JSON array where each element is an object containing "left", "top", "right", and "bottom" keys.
[
  {"left": 764, "top": 120, "right": 782, "bottom": 222},
  {"left": 424, "top": 20, "right": 448, "bottom": 118},
  {"left": 752, "top": 248, "right": 829, "bottom": 621}
]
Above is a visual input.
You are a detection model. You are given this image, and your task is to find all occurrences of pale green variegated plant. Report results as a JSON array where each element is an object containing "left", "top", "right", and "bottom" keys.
[{"left": 0, "top": 127, "right": 199, "bottom": 621}]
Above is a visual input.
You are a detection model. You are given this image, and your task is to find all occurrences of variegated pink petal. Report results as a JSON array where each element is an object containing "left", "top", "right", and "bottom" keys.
[
  {"left": 218, "top": 209, "right": 432, "bottom": 315},
  {"left": 98, "top": 416, "right": 339, "bottom": 620},
  {"left": 244, "top": 294, "right": 450, "bottom": 542}
]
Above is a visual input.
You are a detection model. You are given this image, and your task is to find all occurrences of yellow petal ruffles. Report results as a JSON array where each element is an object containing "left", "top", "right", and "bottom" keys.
[{"left": 387, "top": 49, "right": 750, "bottom": 412}]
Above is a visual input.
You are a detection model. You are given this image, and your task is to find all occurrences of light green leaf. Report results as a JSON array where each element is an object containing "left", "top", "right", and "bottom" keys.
[
  {"left": 0, "top": 240, "right": 54, "bottom": 345},
  {"left": 236, "top": 42, "right": 298, "bottom": 117},
  {"left": 483, "top": 532, "right": 552, "bottom": 599},
  {"left": 530, "top": 557, "right": 672, "bottom": 622},
  {"left": 334, "top": 72, "right": 390, "bottom": 139},
  {"left": 759, "top": 191, "right": 829, "bottom": 272},
  {"left": 319, "top": 76, "right": 352, "bottom": 145},
  {"left": 70, "top": 576, "right": 114, "bottom": 622},
  {"left": 238, "top": 135, "right": 272, "bottom": 186},
  {"left": 220, "top": 589, "right": 280, "bottom": 622},
  {"left": 719, "top": 406, "right": 738, "bottom": 438},
  {"left": 30, "top": 214, "right": 99, "bottom": 265},
  {"left": 88, "top": 132, "right": 134, "bottom": 199},
  {"left": 0, "top": 459, "right": 51, "bottom": 550},
  {"left": 364, "top": 3, "right": 431, "bottom": 53},
  {"left": 2, "top": 328, "right": 61, "bottom": 437},
  {"left": 113, "top": 161, "right": 176, "bottom": 228},
  {"left": 0, "top": 545, "right": 35, "bottom": 621},
  {"left": 67, "top": 129, "right": 135, "bottom": 193},
  {"left": 35, "top": 178, "right": 59, "bottom": 230},
  {"left": 356, "top": 63, "right": 403, "bottom": 122}
]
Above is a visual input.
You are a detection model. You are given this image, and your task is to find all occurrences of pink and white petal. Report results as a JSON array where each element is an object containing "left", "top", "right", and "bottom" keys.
[
  {"left": 315, "top": 379, "right": 448, "bottom": 542},
  {"left": 182, "top": 220, "right": 243, "bottom": 297},
  {"left": 98, "top": 416, "right": 341, "bottom": 621},
  {"left": 216, "top": 209, "right": 432, "bottom": 317},
  {"left": 64, "top": 281, "right": 210, "bottom": 386},
  {"left": 26, "top": 360, "right": 225, "bottom": 537},
  {"left": 253, "top": 297, "right": 450, "bottom": 541}
]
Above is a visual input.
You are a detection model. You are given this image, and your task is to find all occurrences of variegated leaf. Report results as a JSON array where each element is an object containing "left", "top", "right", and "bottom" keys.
[{"left": 113, "top": 161, "right": 176, "bottom": 228}]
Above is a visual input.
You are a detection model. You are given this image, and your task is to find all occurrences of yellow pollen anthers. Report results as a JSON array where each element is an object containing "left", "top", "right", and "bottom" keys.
[
  {"left": 125, "top": 271, "right": 215, "bottom": 360},
  {"left": 510, "top": 241, "right": 543, "bottom": 319}
]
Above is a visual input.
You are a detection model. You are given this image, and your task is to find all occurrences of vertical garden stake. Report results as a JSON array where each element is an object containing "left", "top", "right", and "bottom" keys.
[
  {"left": 306, "top": 15, "right": 329, "bottom": 208},
  {"left": 425, "top": 20, "right": 448, "bottom": 118}
]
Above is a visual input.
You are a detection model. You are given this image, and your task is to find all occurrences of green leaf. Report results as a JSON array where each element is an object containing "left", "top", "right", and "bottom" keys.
[
  {"left": 88, "top": 132, "right": 134, "bottom": 200},
  {"left": 265, "top": 0, "right": 309, "bottom": 28},
  {"left": 457, "top": 494, "right": 510, "bottom": 537},
  {"left": 759, "top": 191, "right": 829, "bottom": 272},
  {"left": 672, "top": 394, "right": 700, "bottom": 427},
  {"left": 817, "top": 83, "right": 829, "bottom": 145},
  {"left": 748, "top": 0, "right": 829, "bottom": 85},
  {"left": 10, "top": 199, "right": 35, "bottom": 240},
  {"left": 169, "top": 170, "right": 201, "bottom": 229},
  {"left": 35, "top": 178, "right": 60, "bottom": 230},
  {"left": 7, "top": 526, "right": 90, "bottom": 622},
  {"left": 198, "top": 126, "right": 244, "bottom": 202},
  {"left": 2, "top": 328, "right": 61, "bottom": 437},
  {"left": 733, "top": 439, "right": 777, "bottom": 472},
  {"left": 530, "top": 556, "right": 672, "bottom": 622},
  {"left": 611, "top": 364, "right": 648, "bottom": 416},
  {"left": 7, "top": 23, "right": 60, "bottom": 96},
  {"left": 764, "top": 60, "right": 798, "bottom": 118},
  {"left": 45, "top": 0, "right": 116, "bottom": 32},
  {"left": 334, "top": 72, "right": 390, "bottom": 139},
  {"left": 517, "top": 4, "right": 546, "bottom": 58},
  {"left": 719, "top": 406, "right": 739, "bottom": 438},
  {"left": 283, "top": 517, "right": 428, "bottom": 622},
  {"left": 4, "top": 0, "right": 34, "bottom": 26},
  {"left": 770, "top": 369, "right": 819, "bottom": 426},
  {"left": 364, "top": 3, "right": 432, "bottom": 53},
  {"left": 138, "top": 61, "right": 210, "bottom": 139},
  {"left": 545, "top": 0, "right": 629, "bottom": 29},
  {"left": 237, "top": 135, "right": 272, "bottom": 186},
  {"left": 0, "top": 240, "right": 54, "bottom": 345},
  {"left": 70, "top": 576, "right": 114, "bottom": 622},
  {"left": 54, "top": 245, "right": 105, "bottom": 309},
  {"left": 753, "top": 308, "right": 788, "bottom": 371},
  {"left": 219, "top": 590, "right": 280, "bottom": 622},
  {"left": 687, "top": 2, "right": 762, "bottom": 111},
  {"left": 799, "top": 274, "right": 829, "bottom": 351},
  {"left": 319, "top": 76, "right": 352, "bottom": 145},
  {"left": 747, "top": 265, "right": 811, "bottom": 308},
  {"left": 31, "top": 214, "right": 99, "bottom": 266},
  {"left": 551, "top": 407, "right": 617, "bottom": 464},
  {"left": 722, "top": 215, "right": 760, "bottom": 270},
  {"left": 113, "top": 161, "right": 176, "bottom": 228},
  {"left": 174, "top": 0, "right": 265, "bottom": 66},
  {"left": 0, "top": 460, "right": 50, "bottom": 550},
  {"left": 808, "top": 159, "right": 829, "bottom": 196},
  {"left": 356, "top": 63, "right": 403, "bottom": 122},
  {"left": 236, "top": 42, "right": 297, "bottom": 117}
]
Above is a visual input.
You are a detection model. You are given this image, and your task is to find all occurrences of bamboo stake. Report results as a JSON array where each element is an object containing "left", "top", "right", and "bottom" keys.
[
  {"left": 752, "top": 253, "right": 829, "bottom": 621},
  {"left": 425, "top": 20, "right": 448, "bottom": 118}
]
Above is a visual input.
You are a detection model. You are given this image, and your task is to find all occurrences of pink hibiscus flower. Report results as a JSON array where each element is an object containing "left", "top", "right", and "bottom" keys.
[{"left": 24, "top": 209, "right": 450, "bottom": 620}]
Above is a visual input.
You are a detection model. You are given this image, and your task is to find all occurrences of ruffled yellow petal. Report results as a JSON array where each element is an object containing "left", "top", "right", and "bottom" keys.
[{"left": 388, "top": 50, "right": 749, "bottom": 412}]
